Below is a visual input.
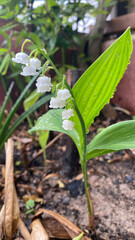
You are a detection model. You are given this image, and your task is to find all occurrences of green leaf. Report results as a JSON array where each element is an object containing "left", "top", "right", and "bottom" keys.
[
  {"left": 73, "top": 232, "right": 84, "bottom": 240},
  {"left": 29, "top": 33, "right": 42, "bottom": 48},
  {"left": 72, "top": 28, "right": 133, "bottom": 130},
  {"left": 1, "top": 23, "right": 18, "bottom": 31},
  {"left": 0, "top": 70, "right": 42, "bottom": 151},
  {"left": 29, "top": 109, "right": 82, "bottom": 157},
  {"left": 0, "top": 48, "right": 8, "bottom": 55},
  {"left": 26, "top": 199, "right": 35, "bottom": 209},
  {"left": 0, "top": 54, "right": 10, "bottom": 73},
  {"left": 86, "top": 120, "right": 135, "bottom": 160},
  {"left": 2, "top": 54, "right": 10, "bottom": 75},
  {"left": 38, "top": 130, "right": 49, "bottom": 165},
  {"left": 0, "top": 82, "right": 14, "bottom": 130},
  {"left": 0, "top": 94, "right": 52, "bottom": 151},
  {"left": 23, "top": 90, "right": 42, "bottom": 111},
  {"left": 0, "top": 30, "right": 11, "bottom": 49},
  {"left": 38, "top": 130, "right": 49, "bottom": 151}
]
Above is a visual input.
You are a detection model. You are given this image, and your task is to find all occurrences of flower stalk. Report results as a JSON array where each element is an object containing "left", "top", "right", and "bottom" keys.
[
  {"left": 13, "top": 39, "right": 95, "bottom": 230},
  {"left": 41, "top": 52, "right": 95, "bottom": 229}
]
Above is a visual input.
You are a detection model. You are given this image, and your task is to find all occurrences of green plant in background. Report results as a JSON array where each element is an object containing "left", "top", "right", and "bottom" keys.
[
  {"left": 11, "top": 28, "right": 133, "bottom": 230},
  {"left": 25, "top": 199, "right": 35, "bottom": 215},
  {"left": 0, "top": 0, "right": 118, "bottom": 93},
  {"left": 0, "top": 70, "right": 53, "bottom": 152}
]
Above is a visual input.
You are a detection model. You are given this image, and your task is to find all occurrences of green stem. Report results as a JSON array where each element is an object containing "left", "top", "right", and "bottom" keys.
[{"left": 21, "top": 39, "right": 34, "bottom": 52}]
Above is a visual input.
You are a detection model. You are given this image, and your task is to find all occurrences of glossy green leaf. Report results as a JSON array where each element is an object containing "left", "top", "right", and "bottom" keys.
[
  {"left": 29, "top": 109, "right": 82, "bottom": 157},
  {"left": 86, "top": 120, "right": 135, "bottom": 160},
  {"left": 72, "top": 28, "right": 133, "bottom": 130}
]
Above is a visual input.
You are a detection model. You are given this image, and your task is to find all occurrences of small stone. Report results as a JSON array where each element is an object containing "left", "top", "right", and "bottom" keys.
[{"left": 125, "top": 175, "right": 133, "bottom": 183}]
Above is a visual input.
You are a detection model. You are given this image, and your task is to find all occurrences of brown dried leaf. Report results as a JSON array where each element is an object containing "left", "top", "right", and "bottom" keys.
[
  {"left": 0, "top": 205, "right": 4, "bottom": 240},
  {"left": 4, "top": 139, "right": 14, "bottom": 240},
  {"left": 12, "top": 187, "right": 20, "bottom": 235},
  {"left": 33, "top": 209, "right": 91, "bottom": 240},
  {"left": 31, "top": 219, "right": 49, "bottom": 240},
  {"left": 43, "top": 173, "right": 59, "bottom": 181},
  {"left": 13, "top": 136, "right": 32, "bottom": 144},
  {"left": 17, "top": 217, "right": 31, "bottom": 240},
  {"left": 1, "top": 166, "right": 5, "bottom": 178},
  {"left": 22, "top": 195, "right": 43, "bottom": 204},
  {"left": 4, "top": 139, "right": 20, "bottom": 239}
]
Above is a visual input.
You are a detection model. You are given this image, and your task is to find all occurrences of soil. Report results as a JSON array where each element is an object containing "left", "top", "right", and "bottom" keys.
[{"left": 0, "top": 106, "right": 135, "bottom": 240}]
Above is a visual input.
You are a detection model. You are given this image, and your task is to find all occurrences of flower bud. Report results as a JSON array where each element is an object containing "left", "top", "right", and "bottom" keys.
[
  {"left": 62, "top": 109, "right": 74, "bottom": 119},
  {"left": 36, "top": 76, "right": 52, "bottom": 92},
  {"left": 21, "top": 65, "right": 38, "bottom": 76},
  {"left": 30, "top": 57, "right": 41, "bottom": 70},
  {"left": 49, "top": 97, "right": 66, "bottom": 109},
  {"left": 57, "top": 89, "right": 71, "bottom": 100},
  {"left": 12, "top": 52, "right": 29, "bottom": 64},
  {"left": 62, "top": 120, "right": 74, "bottom": 130}
]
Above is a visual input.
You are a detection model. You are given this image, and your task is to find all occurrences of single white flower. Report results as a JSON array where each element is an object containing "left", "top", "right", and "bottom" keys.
[
  {"left": 21, "top": 65, "right": 38, "bottom": 76},
  {"left": 12, "top": 52, "right": 29, "bottom": 64},
  {"left": 30, "top": 57, "right": 41, "bottom": 70},
  {"left": 62, "top": 120, "right": 74, "bottom": 130},
  {"left": 49, "top": 97, "right": 66, "bottom": 109},
  {"left": 62, "top": 109, "right": 74, "bottom": 119},
  {"left": 57, "top": 89, "right": 71, "bottom": 100},
  {"left": 36, "top": 76, "right": 52, "bottom": 92}
]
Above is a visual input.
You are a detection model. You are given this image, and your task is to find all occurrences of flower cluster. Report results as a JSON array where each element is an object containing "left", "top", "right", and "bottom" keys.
[
  {"left": 62, "top": 109, "right": 74, "bottom": 130},
  {"left": 12, "top": 51, "right": 75, "bottom": 130},
  {"left": 49, "top": 89, "right": 70, "bottom": 109},
  {"left": 12, "top": 52, "right": 52, "bottom": 92},
  {"left": 49, "top": 89, "right": 74, "bottom": 130}
]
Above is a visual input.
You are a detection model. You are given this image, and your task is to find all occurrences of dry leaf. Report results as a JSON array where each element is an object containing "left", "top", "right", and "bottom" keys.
[
  {"left": 23, "top": 195, "right": 43, "bottom": 204},
  {"left": 4, "top": 139, "right": 20, "bottom": 239},
  {"left": 13, "top": 136, "right": 32, "bottom": 144},
  {"left": 43, "top": 173, "right": 59, "bottom": 181},
  {"left": 17, "top": 217, "right": 31, "bottom": 240},
  {"left": 1, "top": 166, "right": 5, "bottom": 178},
  {"left": 0, "top": 205, "right": 4, "bottom": 240},
  {"left": 12, "top": 187, "right": 20, "bottom": 235},
  {"left": 31, "top": 219, "right": 49, "bottom": 240},
  {"left": 32, "top": 209, "right": 91, "bottom": 240},
  {"left": 57, "top": 180, "right": 65, "bottom": 188},
  {"left": 4, "top": 139, "right": 14, "bottom": 240}
]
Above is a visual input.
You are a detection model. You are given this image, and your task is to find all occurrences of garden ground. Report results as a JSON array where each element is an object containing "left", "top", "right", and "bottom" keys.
[{"left": 0, "top": 105, "right": 135, "bottom": 240}]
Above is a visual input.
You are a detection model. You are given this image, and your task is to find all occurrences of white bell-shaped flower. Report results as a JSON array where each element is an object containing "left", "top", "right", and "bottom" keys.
[
  {"left": 12, "top": 52, "right": 29, "bottom": 64},
  {"left": 36, "top": 76, "right": 52, "bottom": 93},
  {"left": 57, "top": 89, "right": 71, "bottom": 100},
  {"left": 62, "top": 120, "right": 74, "bottom": 130},
  {"left": 62, "top": 109, "right": 74, "bottom": 119},
  {"left": 21, "top": 65, "right": 38, "bottom": 76},
  {"left": 49, "top": 97, "right": 66, "bottom": 109},
  {"left": 30, "top": 57, "right": 41, "bottom": 70}
]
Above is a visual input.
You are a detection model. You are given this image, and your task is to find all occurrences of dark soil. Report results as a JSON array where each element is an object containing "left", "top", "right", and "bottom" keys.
[{"left": 0, "top": 106, "right": 135, "bottom": 240}]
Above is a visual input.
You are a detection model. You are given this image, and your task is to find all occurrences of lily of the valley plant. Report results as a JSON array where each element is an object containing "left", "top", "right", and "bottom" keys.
[{"left": 13, "top": 28, "right": 135, "bottom": 230}]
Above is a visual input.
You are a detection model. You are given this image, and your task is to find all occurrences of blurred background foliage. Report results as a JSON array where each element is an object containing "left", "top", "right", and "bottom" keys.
[{"left": 0, "top": 0, "right": 122, "bottom": 96}]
